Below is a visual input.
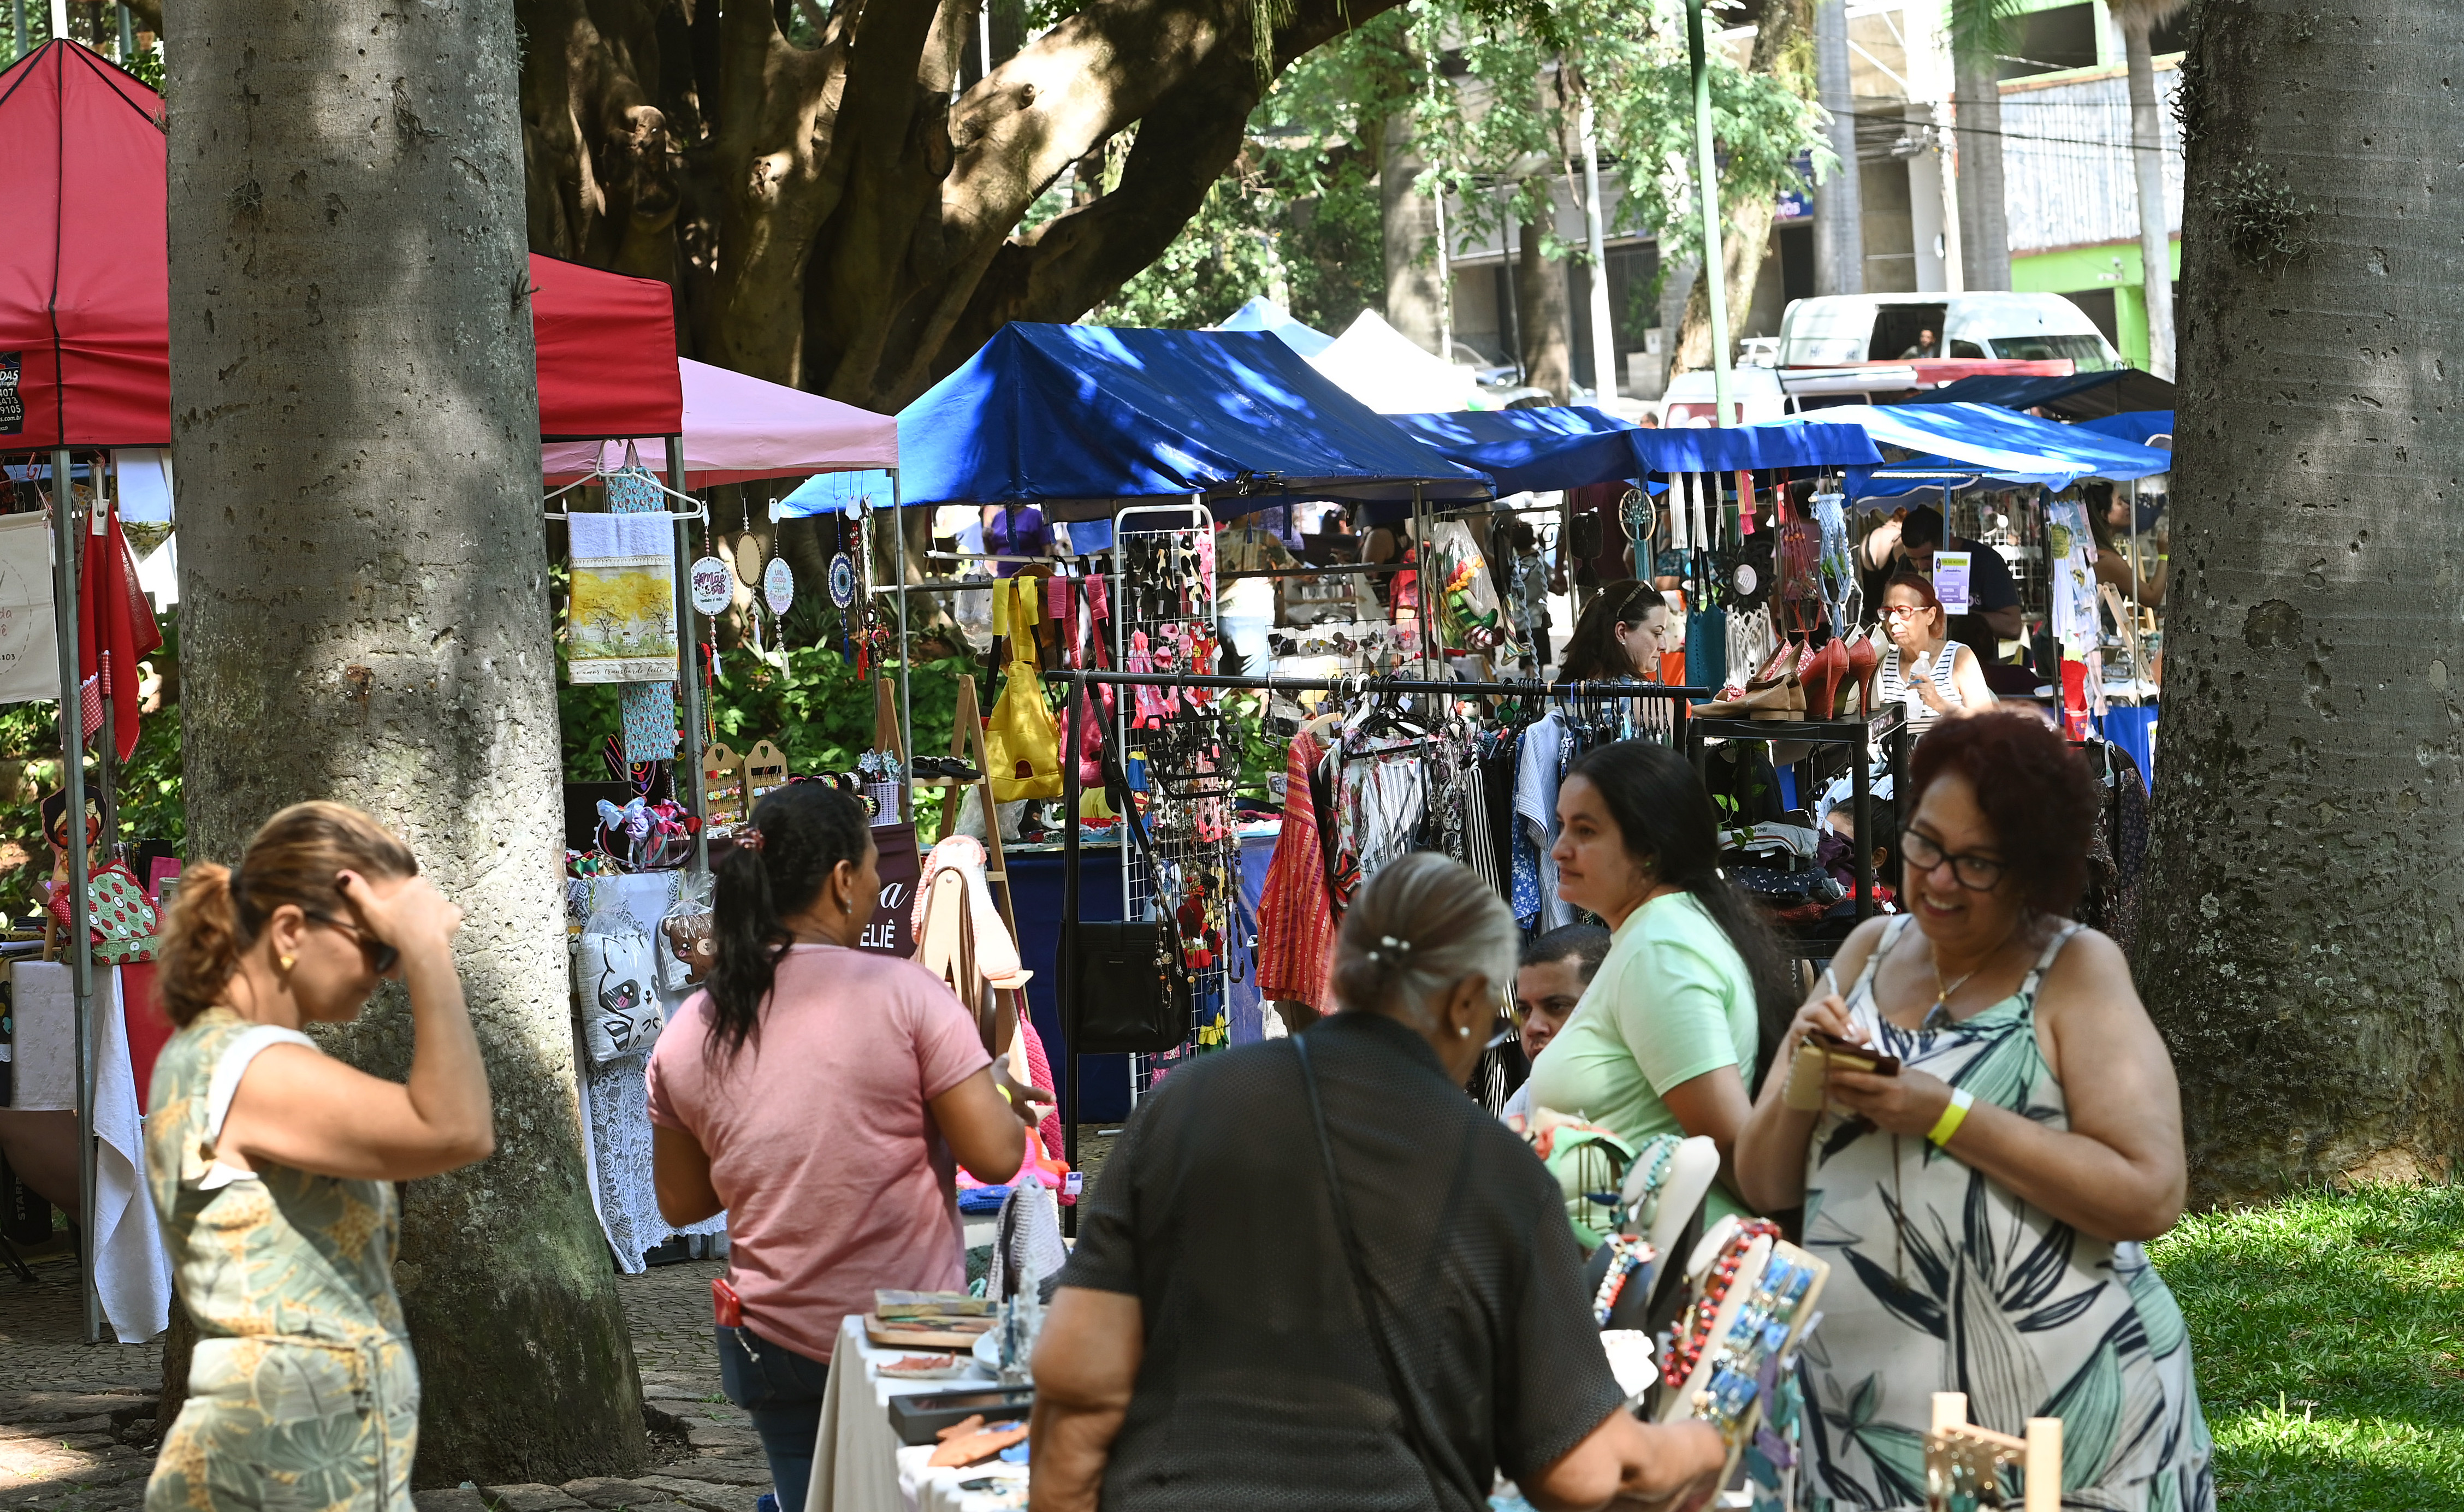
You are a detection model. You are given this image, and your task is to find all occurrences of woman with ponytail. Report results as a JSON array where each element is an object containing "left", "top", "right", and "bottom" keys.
[
  {"left": 144, "top": 802, "right": 487, "bottom": 1512},
  {"left": 1032, "top": 855, "right": 1726, "bottom": 1512},
  {"left": 647, "top": 785, "right": 1031, "bottom": 1512},
  {"left": 1524, "top": 740, "right": 1795, "bottom": 1222}
]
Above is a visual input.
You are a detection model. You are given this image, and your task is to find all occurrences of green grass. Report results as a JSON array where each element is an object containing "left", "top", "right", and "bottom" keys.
[{"left": 2150, "top": 1183, "right": 2464, "bottom": 1510}]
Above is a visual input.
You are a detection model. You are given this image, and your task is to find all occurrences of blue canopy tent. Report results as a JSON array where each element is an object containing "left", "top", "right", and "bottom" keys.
[
  {"left": 1212, "top": 295, "right": 1336, "bottom": 359},
  {"left": 1632, "top": 422, "right": 1884, "bottom": 475},
  {"left": 1790, "top": 403, "right": 2170, "bottom": 500},
  {"left": 2071, "top": 410, "right": 2174, "bottom": 449},
  {"left": 1388, "top": 405, "right": 1641, "bottom": 495},
  {"left": 892, "top": 323, "right": 1491, "bottom": 520},
  {"left": 1898, "top": 366, "right": 2175, "bottom": 419}
]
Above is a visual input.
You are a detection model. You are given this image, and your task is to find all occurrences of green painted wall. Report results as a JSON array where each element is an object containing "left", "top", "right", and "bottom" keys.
[{"left": 2013, "top": 238, "right": 2182, "bottom": 369}]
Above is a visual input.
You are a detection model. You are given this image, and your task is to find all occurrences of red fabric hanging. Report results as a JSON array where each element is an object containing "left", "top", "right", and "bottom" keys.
[{"left": 78, "top": 499, "right": 161, "bottom": 761}]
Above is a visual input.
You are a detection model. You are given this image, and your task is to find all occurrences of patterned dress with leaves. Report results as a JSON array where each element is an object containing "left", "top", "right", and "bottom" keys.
[
  {"left": 144, "top": 1007, "right": 419, "bottom": 1512},
  {"left": 1797, "top": 920, "right": 2213, "bottom": 1512}
]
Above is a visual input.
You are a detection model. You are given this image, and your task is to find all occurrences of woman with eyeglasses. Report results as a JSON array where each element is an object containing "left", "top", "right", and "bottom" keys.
[
  {"left": 1733, "top": 714, "right": 2212, "bottom": 1510},
  {"left": 145, "top": 802, "right": 491, "bottom": 1512},
  {"left": 1557, "top": 578, "right": 1673, "bottom": 683},
  {"left": 1874, "top": 571, "right": 1995, "bottom": 726}
]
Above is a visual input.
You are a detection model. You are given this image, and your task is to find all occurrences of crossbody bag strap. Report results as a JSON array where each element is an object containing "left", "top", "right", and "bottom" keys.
[{"left": 1292, "top": 1036, "right": 1478, "bottom": 1512}]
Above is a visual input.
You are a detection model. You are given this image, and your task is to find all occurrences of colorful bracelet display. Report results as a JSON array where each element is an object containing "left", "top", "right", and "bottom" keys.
[{"left": 1663, "top": 1219, "right": 1782, "bottom": 1390}]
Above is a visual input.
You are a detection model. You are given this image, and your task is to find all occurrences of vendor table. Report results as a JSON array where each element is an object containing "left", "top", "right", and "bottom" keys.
[{"left": 807, "top": 1315, "right": 1028, "bottom": 1512}]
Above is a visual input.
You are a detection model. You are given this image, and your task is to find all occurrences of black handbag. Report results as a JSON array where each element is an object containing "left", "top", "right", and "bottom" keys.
[{"left": 1067, "top": 751, "right": 1193, "bottom": 1055}]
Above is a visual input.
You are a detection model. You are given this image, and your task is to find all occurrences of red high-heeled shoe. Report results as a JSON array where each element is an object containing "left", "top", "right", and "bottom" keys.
[
  {"left": 1803, "top": 636, "right": 1850, "bottom": 720},
  {"left": 1844, "top": 632, "right": 1880, "bottom": 715}
]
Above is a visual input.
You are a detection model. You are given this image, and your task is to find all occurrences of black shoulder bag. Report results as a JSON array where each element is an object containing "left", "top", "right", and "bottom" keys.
[
  {"left": 1293, "top": 1034, "right": 1482, "bottom": 1512},
  {"left": 1068, "top": 748, "right": 1193, "bottom": 1055}
]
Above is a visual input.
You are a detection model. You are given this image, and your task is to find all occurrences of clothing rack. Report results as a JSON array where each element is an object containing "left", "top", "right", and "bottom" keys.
[
  {"left": 1053, "top": 667, "right": 1711, "bottom": 1227},
  {"left": 1687, "top": 713, "right": 1888, "bottom": 961}
]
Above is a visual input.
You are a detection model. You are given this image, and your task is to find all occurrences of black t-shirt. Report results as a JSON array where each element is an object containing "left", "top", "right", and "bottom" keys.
[
  {"left": 1061, "top": 1010, "right": 1624, "bottom": 1511},
  {"left": 1859, "top": 532, "right": 2020, "bottom": 665}
]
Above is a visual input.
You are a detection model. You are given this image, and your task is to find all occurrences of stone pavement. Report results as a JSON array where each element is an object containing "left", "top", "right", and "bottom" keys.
[{"left": 0, "top": 1129, "right": 1118, "bottom": 1512}]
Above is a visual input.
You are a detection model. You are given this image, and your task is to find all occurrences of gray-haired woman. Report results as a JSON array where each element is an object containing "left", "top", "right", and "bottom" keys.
[{"left": 1030, "top": 853, "right": 1725, "bottom": 1512}]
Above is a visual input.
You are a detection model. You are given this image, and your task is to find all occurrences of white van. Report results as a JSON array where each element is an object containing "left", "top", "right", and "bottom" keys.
[
  {"left": 1778, "top": 292, "right": 2123, "bottom": 369},
  {"left": 1661, "top": 367, "right": 1788, "bottom": 426}
]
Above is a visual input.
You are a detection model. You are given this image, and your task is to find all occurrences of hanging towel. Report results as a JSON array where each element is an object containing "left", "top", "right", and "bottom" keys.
[
  {"left": 567, "top": 507, "right": 680, "bottom": 685},
  {"left": 1256, "top": 731, "right": 1337, "bottom": 1012}
]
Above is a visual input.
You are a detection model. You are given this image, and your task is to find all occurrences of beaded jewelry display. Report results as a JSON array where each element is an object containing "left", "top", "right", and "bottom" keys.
[
  {"left": 1590, "top": 1235, "right": 1657, "bottom": 1327},
  {"left": 1663, "top": 1219, "right": 1782, "bottom": 1390}
]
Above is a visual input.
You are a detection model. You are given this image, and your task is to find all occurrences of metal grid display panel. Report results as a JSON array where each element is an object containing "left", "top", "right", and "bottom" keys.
[{"left": 1111, "top": 506, "right": 1236, "bottom": 1105}]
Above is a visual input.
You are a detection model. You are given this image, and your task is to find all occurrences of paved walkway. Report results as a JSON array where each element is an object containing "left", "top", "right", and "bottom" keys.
[{"left": 0, "top": 1130, "right": 1117, "bottom": 1512}]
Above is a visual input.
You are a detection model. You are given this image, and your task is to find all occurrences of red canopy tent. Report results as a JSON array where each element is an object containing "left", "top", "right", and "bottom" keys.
[{"left": 0, "top": 42, "right": 682, "bottom": 449}]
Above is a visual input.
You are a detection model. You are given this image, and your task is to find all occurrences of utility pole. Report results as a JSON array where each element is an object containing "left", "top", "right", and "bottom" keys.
[
  {"left": 1685, "top": 0, "right": 1733, "bottom": 425},
  {"left": 1579, "top": 95, "right": 1618, "bottom": 402}
]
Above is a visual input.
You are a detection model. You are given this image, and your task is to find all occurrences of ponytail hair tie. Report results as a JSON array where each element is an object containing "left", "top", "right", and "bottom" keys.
[{"left": 737, "top": 829, "right": 766, "bottom": 853}]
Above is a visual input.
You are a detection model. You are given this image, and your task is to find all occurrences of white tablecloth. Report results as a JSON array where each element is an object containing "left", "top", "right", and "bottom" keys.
[{"left": 806, "top": 1315, "right": 1028, "bottom": 1512}]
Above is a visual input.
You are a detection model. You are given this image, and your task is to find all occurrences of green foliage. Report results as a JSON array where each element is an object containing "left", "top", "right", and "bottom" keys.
[{"left": 2151, "top": 1183, "right": 2464, "bottom": 1509}]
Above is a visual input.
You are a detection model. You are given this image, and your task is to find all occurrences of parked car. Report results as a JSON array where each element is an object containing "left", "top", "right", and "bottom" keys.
[
  {"left": 1661, "top": 366, "right": 1788, "bottom": 426},
  {"left": 1448, "top": 340, "right": 1555, "bottom": 408},
  {"left": 1777, "top": 292, "right": 2123, "bottom": 370}
]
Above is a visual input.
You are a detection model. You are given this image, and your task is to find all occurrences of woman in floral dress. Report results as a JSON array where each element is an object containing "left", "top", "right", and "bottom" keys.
[
  {"left": 145, "top": 802, "right": 491, "bottom": 1512},
  {"left": 1736, "top": 715, "right": 2213, "bottom": 1511}
]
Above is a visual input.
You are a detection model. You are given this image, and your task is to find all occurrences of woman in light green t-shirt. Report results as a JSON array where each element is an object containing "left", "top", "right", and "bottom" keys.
[{"left": 1523, "top": 740, "right": 1792, "bottom": 1220}]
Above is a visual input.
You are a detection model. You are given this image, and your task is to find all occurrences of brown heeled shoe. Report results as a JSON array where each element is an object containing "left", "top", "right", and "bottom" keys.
[
  {"left": 1804, "top": 636, "right": 1850, "bottom": 720},
  {"left": 1845, "top": 632, "right": 1880, "bottom": 715}
]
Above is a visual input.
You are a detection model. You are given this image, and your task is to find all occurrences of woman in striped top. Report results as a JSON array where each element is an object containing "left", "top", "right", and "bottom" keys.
[{"left": 1876, "top": 571, "right": 1997, "bottom": 726}]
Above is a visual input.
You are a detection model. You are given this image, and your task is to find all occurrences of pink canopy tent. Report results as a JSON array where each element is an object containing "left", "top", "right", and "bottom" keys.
[{"left": 543, "top": 358, "right": 897, "bottom": 487}]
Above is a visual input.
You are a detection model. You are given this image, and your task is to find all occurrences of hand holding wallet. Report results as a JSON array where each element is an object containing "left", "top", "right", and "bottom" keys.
[{"left": 1782, "top": 1029, "right": 1902, "bottom": 1111}]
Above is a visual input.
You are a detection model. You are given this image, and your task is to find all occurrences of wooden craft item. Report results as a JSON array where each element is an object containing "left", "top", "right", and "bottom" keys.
[
  {"left": 742, "top": 739, "right": 788, "bottom": 808},
  {"left": 927, "top": 1420, "right": 1029, "bottom": 1468},
  {"left": 701, "top": 741, "right": 744, "bottom": 836},
  {"left": 1924, "top": 1394, "right": 2062, "bottom": 1512},
  {"left": 864, "top": 1312, "right": 996, "bottom": 1351}
]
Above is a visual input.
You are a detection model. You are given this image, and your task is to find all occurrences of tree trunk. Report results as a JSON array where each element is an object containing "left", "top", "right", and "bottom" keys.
[
  {"left": 1514, "top": 191, "right": 1573, "bottom": 402},
  {"left": 2121, "top": 12, "right": 2177, "bottom": 377},
  {"left": 1381, "top": 111, "right": 1444, "bottom": 352},
  {"left": 1811, "top": 0, "right": 1863, "bottom": 295},
  {"left": 165, "top": 0, "right": 648, "bottom": 1485},
  {"left": 2137, "top": 0, "right": 2464, "bottom": 1203},
  {"left": 1951, "top": 39, "right": 2010, "bottom": 290},
  {"left": 1670, "top": 0, "right": 1811, "bottom": 371}
]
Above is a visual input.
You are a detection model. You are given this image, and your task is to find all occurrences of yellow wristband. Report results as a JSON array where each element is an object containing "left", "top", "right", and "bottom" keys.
[
  {"left": 995, "top": 1082, "right": 1014, "bottom": 1107},
  {"left": 1927, "top": 1088, "right": 1975, "bottom": 1148}
]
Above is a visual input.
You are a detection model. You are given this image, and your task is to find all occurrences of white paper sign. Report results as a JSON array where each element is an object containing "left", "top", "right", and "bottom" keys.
[
  {"left": 1931, "top": 550, "right": 1973, "bottom": 616},
  {"left": 0, "top": 513, "right": 58, "bottom": 704}
]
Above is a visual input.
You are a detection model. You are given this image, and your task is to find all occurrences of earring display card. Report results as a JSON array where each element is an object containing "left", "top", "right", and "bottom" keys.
[
  {"left": 742, "top": 739, "right": 788, "bottom": 808},
  {"left": 702, "top": 740, "right": 746, "bottom": 837}
]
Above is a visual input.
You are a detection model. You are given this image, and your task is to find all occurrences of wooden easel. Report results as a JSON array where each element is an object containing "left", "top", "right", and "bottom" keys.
[
  {"left": 909, "top": 674, "right": 1017, "bottom": 938},
  {"left": 1925, "top": 1395, "right": 2062, "bottom": 1512}
]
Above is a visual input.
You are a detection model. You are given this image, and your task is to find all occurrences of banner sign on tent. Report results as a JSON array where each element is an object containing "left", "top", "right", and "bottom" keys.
[
  {"left": 0, "top": 513, "right": 56, "bottom": 702},
  {"left": 566, "top": 514, "right": 679, "bottom": 684}
]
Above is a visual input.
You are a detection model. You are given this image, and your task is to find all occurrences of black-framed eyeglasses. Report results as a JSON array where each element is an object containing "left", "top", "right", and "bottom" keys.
[
  {"left": 305, "top": 912, "right": 400, "bottom": 974},
  {"left": 1900, "top": 829, "right": 2006, "bottom": 892}
]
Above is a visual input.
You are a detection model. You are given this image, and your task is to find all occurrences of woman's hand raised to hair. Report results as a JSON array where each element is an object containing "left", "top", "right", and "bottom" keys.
[{"left": 337, "top": 870, "right": 462, "bottom": 959}]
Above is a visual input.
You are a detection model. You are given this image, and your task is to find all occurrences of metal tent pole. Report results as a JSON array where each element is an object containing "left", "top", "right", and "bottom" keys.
[
  {"left": 1413, "top": 485, "right": 1434, "bottom": 680},
  {"left": 51, "top": 446, "right": 98, "bottom": 1344},
  {"left": 1059, "top": 668, "right": 1083, "bottom": 1237},
  {"left": 668, "top": 435, "right": 708, "bottom": 874},
  {"left": 892, "top": 472, "right": 913, "bottom": 823}
]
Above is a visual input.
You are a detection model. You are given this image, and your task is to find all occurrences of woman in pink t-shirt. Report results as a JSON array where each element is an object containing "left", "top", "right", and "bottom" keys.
[{"left": 648, "top": 785, "right": 1030, "bottom": 1512}]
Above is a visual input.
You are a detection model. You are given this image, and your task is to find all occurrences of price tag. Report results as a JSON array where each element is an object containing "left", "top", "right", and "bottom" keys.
[
  {"left": 763, "top": 556, "right": 795, "bottom": 616},
  {"left": 688, "top": 556, "right": 733, "bottom": 615}
]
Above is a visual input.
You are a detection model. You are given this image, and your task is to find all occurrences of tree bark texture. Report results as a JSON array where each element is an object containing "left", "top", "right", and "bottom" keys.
[
  {"left": 1951, "top": 39, "right": 2009, "bottom": 290},
  {"left": 1671, "top": 0, "right": 1809, "bottom": 372},
  {"left": 1380, "top": 111, "right": 1444, "bottom": 352},
  {"left": 2116, "top": 1, "right": 2182, "bottom": 378},
  {"left": 165, "top": 0, "right": 648, "bottom": 1484},
  {"left": 1515, "top": 193, "right": 1573, "bottom": 403},
  {"left": 2139, "top": 0, "right": 2464, "bottom": 1202},
  {"left": 513, "top": 0, "right": 1396, "bottom": 409}
]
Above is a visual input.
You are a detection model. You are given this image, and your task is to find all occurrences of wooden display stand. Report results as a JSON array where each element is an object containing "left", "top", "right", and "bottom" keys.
[
  {"left": 742, "top": 739, "right": 788, "bottom": 808},
  {"left": 910, "top": 674, "right": 1017, "bottom": 937},
  {"left": 1926, "top": 1395, "right": 2062, "bottom": 1512},
  {"left": 702, "top": 741, "right": 745, "bottom": 838},
  {"left": 1657, "top": 1230, "right": 1832, "bottom": 1495}
]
